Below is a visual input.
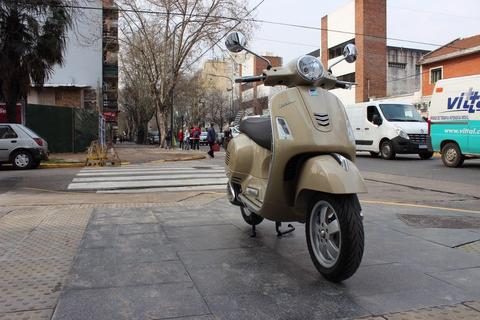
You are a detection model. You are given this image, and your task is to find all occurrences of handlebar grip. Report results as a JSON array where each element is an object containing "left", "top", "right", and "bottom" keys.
[
  {"left": 234, "top": 75, "right": 266, "bottom": 83},
  {"left": 335, "top": 82, "right": 348, "bottom": 89}
]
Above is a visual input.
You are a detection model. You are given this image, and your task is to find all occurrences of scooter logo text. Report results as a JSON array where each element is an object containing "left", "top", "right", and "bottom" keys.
[{"left": 447, "top": 91, "right": 480, "bottom": 113}]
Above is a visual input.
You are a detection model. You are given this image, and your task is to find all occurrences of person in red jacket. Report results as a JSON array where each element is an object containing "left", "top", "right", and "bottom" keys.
[{"left": 178, "top": 129, "right": 184, "bottom": 150}]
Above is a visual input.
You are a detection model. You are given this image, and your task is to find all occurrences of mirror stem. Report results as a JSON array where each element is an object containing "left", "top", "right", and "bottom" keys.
[
  {"left": 328, "top": 56, "right": 346, "bottom": 72},
  {"left": 243, "top": 47, "right": 272, "bottom": 70}
]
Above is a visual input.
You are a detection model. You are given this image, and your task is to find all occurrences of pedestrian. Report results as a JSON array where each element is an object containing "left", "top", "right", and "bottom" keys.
[
  {"left": 207, "top": 123, "right": 216, "bottom": 158},
  {"left": 165, "top": 128, "right": 172, "bottom": 149},
  {"left": 178, "top": 129, "right": 184, "bottom": 150},
  {"left": 183, "top": 127, "right": 190, "bottom": 150},
  {"left": 192, "top": 125, "right": 200, "bottom": 150}
]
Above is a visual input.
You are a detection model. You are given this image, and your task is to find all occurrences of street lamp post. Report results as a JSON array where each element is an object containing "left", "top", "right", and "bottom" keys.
[{"left": 207, "top": 73, "right": 235, "bottom": 123}]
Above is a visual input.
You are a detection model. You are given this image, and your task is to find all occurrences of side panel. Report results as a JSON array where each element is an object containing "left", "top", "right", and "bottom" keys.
[
  {"left": 469, "top": 120, "right": 480, "bottom": 154},
  {"left": 296, "top": 155, "right": 367, "bottom": 197}
]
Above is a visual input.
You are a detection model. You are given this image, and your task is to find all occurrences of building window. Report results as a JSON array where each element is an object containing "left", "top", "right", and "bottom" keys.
[
  {"left": 388, "top": 62, "right": 406, "bottom": 69},
  {"left": 430, "top": 67, "right": 442, "bottom": 84},
  {"left": 337, "top": 73, "right": 355, "bottom": 82},
  {"left": 415, "top": 65, "right": 421, "bottom": 75},
  {"left": 328, "top": 40, "right": 355, "bottom": 60}
]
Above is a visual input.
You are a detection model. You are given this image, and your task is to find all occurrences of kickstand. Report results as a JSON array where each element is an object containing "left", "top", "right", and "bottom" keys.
[
  {"left": 250, "top": 224, "right": 256, "bottom": 238},
  {"left": 275, "top": 222, "right": 295, "bottom": 237}
]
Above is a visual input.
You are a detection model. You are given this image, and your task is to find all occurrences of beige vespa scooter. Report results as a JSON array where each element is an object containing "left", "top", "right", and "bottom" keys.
[{"left": 225, "top": 32, "right": 367, "bottom": 282}]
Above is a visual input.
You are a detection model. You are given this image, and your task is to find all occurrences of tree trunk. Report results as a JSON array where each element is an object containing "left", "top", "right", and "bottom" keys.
[{"left": 4, "top": 82, "right": 20, "bottom": 123}]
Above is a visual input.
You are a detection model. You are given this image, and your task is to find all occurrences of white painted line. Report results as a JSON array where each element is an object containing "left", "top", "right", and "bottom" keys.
[
  {"left": 77, "top": 169, "right": 225, "bottom": 177},
  {"left": 73, "top": 173, "right": 227, "bottom": 182},
  {"left": 68, "top": 178, "right": 229, "bottom": 190},
  {"left": 96, "top": 184, "right": 227, "bottom": 194}
]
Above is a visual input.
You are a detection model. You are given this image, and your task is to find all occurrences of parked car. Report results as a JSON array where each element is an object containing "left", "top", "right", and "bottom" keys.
[
  {"left": 200, "top": 131, "right": 208, "bottom": 145},
  {"left": 147, "top": 131, "right": 160, "bottom": 145},
  {"left": 345, "top": 101, "right": 432, "bottom": 160},
  {"left": 0, "top": 123, "right": 48, "bottom": 169},
  {"left": 428, "top": 75, "right": 480, "bottom": 167}
]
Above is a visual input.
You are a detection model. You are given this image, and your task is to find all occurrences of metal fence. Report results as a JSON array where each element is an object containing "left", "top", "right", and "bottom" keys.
[{"left": 26, "top": 104, "right": 98, "bottom": 153}]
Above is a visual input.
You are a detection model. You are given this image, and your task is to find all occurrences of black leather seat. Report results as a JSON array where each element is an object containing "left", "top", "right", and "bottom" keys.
[{"left": 239, "top": 117, "right": 272, "bottom": 150}]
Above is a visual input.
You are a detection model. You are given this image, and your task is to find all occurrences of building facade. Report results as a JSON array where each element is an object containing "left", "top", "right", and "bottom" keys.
[
  {"left": 320, "top": 0, "right": 427, "bottom": 105},
  {"left": 419, "top": 35, "right": 480, "bottom": 100},
  {"left": 27, "top": 0, "right": 118, "bottom": 120}
]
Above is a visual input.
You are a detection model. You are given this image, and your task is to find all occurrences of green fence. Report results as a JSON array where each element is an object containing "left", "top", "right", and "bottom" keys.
[{"left": 26, "top": 104, "right": 98, "bottom": 153}]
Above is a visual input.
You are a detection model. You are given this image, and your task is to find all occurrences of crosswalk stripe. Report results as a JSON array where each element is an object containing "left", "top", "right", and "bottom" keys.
[
  {"left": 77, "top": 169, "right": 225, "bottom": 177},
  {"left": 67, "top": 164, "right": 227, "bottom": 193},
  {"left": 68, "top": 177, "right": 229, "bottom": 191},
  {"left": 73, "top": 173, "right": 227, "bottom": 183}
]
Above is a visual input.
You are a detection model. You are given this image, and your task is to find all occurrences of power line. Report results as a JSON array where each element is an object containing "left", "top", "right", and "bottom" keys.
[{"left": 15, "top": 0, "right": 472, "bottom": 51}]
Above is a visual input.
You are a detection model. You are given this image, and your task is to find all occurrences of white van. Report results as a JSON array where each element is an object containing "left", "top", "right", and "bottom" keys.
[
  {"left": 428, "top": 75, "right": 480, "bottom": 167},
  {"left": 345, "top": 102, "right": 432, "bottom": 160}
]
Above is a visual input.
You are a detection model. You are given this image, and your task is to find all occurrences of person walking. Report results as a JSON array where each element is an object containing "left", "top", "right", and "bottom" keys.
[
  {"left": 183, "top": 127, "right": 190, "bottom": 150},
  {"left": 165, "top": 128, "right": 172, "bottom": 149},
  {"left": 178, "top": 129, "right": 184, "bottom": 150},
  {"left": 192, "top": 125, "right": 201, "bottom": 150},
  {"left": 207, "top": 123, "right": 216, "bottom": 158}
]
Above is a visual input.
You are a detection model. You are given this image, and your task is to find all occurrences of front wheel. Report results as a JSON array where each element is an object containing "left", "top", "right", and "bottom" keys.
[
  {"left": 380, "top": 140, "right": 395, "bottom": 160},
  {"left": 306, "top": 194, "right": 364, "bottom": 282},
  {"left": 240, "top": 206, "right": 263, "bottom": 226}
]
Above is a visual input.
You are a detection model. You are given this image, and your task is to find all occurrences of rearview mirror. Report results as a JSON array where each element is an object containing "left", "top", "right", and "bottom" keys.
[
  {"left": 343, "top": 44, "right": 358, "bottom": 63},
  {"left": 225, "top": 32, "right": 247, "bottom": 53}
]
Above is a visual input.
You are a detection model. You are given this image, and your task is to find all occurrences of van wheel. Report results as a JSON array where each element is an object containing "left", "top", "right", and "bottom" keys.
[
  {"left": 441, "top": 143, "right": 464, "bottom": 167},
  {"left": 306, "top": 193, "right": 364, "bottom": 282},
  {"left": 12, "top": 150, "right": 33, "bottom": 170},
  {"left": 419, "top": 151, "right": 434, "bottom": 160},
  {"left": 369, "top": 152, "right": 379, "bottom": 158},
  {"left": 240, "top": 206, "right": 263, "bottom": 226},
  {"left": 380, "top": 140, "right": 396, "bottom": 160}
]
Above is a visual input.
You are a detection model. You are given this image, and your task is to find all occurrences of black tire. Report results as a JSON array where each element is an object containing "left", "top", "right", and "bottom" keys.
[
  {"left": 240, "top": 206, "right": 264, "bottom": 226},
  {"left": 11, "top": 150, "right": 33, "bottom": 170},
  {"left": 441, "top": 142, "right": 464, "bottom": 168},
  {"left": 369, "top": 152, "right": 379, "bottom": 158},
  {"left": 380, "top": 140, "right": 396, "bottom": 160},
  {"left": 306, "top": 193, "right": 364, "bottom": 282},
  {"left": 419, "top": 151, "right": 434, "bottom": 160}
]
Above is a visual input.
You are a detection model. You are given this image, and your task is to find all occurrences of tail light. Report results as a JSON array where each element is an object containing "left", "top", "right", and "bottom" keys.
[
  {"left": 33, "top": 138, "right": 43, "bottom": 146},
  {"left": 427, "top": 119, "right": 431, "bottom": 135}
]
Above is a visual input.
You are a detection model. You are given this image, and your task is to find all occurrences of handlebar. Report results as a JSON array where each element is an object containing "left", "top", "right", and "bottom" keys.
[
  {"left": 335, "top": 80, "right": 356, "bottom": 89},
  {"left": 234, "top": 75, "right": 266, "bottom": 83}
]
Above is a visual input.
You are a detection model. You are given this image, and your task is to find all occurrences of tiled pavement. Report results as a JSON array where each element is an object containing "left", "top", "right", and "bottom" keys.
[{"left": 47, "top": 197, "right": 480, "bottom": 320}]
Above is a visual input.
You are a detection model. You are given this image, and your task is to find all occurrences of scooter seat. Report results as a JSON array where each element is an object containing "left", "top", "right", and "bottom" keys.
[{"left": 239, "top": 117, "right": 272, "bottom": 150}]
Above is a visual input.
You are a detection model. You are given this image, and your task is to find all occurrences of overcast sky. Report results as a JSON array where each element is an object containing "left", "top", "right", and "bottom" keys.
[{"left": 237, "top": 0, "right": 479, "bottom": 63}]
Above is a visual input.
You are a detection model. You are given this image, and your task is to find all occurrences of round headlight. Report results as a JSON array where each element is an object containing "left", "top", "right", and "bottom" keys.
[{"left": 296, "top": 55, "right": 324, "bottom": 81}]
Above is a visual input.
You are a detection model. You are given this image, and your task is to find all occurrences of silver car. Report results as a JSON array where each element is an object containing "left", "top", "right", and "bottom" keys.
[{"left": 0, "top": 124, "right": 48, "bottom": 169}]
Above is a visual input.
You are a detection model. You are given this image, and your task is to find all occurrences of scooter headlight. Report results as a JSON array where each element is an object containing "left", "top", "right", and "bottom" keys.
[{"left": 297, "top": 55, "right": 324, "bottom": 81}]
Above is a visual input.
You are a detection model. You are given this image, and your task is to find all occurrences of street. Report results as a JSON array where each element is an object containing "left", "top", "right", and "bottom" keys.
[{"left": 1, "top": 148, "right": 480, "bottom": 319}]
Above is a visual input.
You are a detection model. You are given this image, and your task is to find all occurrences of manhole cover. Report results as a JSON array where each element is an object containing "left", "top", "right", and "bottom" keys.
[{"left": 398, "top": 214, "right": 480, "bottom": 229}]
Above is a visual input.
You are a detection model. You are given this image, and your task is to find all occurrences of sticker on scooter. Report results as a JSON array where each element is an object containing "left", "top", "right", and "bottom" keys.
[{"left": 309, "top": 88, "right": 318, "bottom": 96}]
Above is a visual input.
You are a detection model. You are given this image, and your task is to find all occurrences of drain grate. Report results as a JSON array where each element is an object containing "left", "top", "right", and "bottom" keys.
[{"left": 398, "top": 214, "right": 480, "bottom": 229}]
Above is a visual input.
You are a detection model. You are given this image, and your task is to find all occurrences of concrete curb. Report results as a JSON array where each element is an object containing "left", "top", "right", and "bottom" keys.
[
  {"left": 149, "top": 155, "right": 206, "bottom": 163},
  {"left": 39, "top": 162, "right": 85, "bottom": 169}
]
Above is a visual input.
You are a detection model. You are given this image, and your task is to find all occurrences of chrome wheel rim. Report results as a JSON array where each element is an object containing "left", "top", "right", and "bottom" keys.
[
  {"left": 14, "top": 154, "right": 30, "bottom": 168},
  {"left": 445, "top": 148, "right": 457, "bottom": 163},
  {"left": 309, "top": 201, "right": 341, "bottom": 268}
]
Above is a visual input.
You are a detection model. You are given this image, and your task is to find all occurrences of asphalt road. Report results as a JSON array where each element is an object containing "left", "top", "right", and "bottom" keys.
[{"left": 356, "top": 152, "right": 480, "bottom": 186}]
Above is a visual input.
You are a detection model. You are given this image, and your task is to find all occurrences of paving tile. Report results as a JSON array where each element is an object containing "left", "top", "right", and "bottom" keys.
[
  {"left": 428, "top": 267, "right": 480, "bottom": 296},
  {"left": 0, "top": 309, "right": 53, "bottom": 320},
  {"left": 165, "top": 224, "right": 261, "bottom": 252},
  {"left": 66, "top": 260, "right": 190, "bottom": 289},
  {"left": 458, "top": 241, "right": 480, "bottom": 255},
  {"left": 464, "top": 300, "right": 480, "bottom": 311},
  {"left": 52, "top": 283, "right": 209, "bottom": 320},
  {"left": 385, "top": 304, "right": 480, "bottom": 320},
  {"left": 351, "top": 286, "right": 470, "bottom": 315}
]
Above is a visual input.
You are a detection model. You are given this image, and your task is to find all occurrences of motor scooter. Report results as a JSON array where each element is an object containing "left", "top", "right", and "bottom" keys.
[{"left": 224, "top": 32, "right": 367, "bottom": 282}]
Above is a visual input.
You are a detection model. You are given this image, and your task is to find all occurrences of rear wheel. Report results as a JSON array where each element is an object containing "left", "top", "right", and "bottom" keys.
[
  {"left": 240, "top": 206, "right": 263, "bottom": 226},
  {"left": 441, "top": 143, "right": 464, "bottom": 167},
  {"left": 306, "top": 193, "right": 364, "bottom": 282},
  {"left": 12, "top": 150, "right": 33, "bottom": 170},
  {"left": 419, "top": 151, "right": 434, "bottom": 160},
  {"left": 380, "top": 140, "right": 395, "bottom": 160}
]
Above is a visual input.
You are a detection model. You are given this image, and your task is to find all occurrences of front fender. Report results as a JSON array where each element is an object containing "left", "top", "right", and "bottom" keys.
[{"left": 295, "top": 155, "right": 367, "bottom": 197}]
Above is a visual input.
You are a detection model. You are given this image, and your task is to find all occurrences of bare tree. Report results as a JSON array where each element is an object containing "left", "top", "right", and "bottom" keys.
[{"left": 118, "top": 0, "right": 254, "bottom": 146}]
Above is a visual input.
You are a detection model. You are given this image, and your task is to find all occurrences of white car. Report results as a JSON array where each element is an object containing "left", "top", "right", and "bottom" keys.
[{"left": 0, "top": 123, "right": 48, "bottom": 169}]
